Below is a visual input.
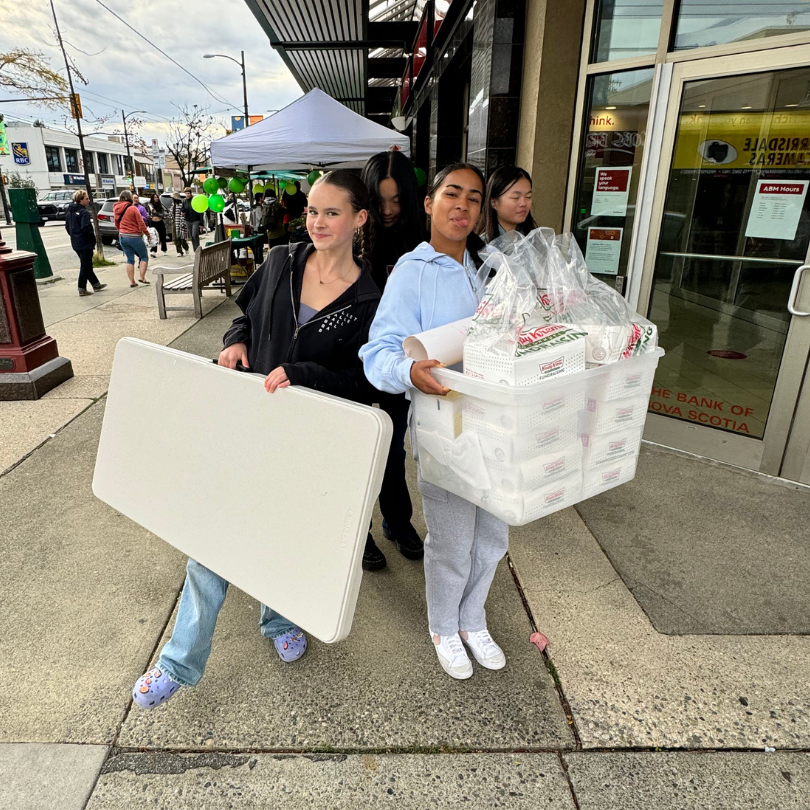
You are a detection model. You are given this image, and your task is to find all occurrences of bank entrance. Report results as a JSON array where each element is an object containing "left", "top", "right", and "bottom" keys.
[{"left": 566, "top": 3, "right": 810, "bottom": 482}]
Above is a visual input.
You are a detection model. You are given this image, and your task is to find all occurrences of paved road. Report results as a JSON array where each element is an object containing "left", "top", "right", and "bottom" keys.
[{"left": 0, "top": 221, "right": 124, "bottom": 278}]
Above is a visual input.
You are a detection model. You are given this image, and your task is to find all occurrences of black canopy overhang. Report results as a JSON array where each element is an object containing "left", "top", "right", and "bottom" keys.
[{"left": 242, "top": 0, "right": 417, "bottom": 120}]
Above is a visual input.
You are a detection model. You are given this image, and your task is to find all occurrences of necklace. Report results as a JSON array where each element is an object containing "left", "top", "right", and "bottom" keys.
[{"left": 317, "top": 264, "right": 352, "bottom": 285}]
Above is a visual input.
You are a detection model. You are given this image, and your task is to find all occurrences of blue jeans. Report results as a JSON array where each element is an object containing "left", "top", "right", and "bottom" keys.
[
  {"left": 158, "top": 558, "right": 298, "bottom": 686},
  {"left": 119, "top": 233, "right": 149, "bottom": 265}
]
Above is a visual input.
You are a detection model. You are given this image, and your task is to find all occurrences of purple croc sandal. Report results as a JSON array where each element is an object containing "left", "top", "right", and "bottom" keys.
[
  {"left": 273, "top": 628, "right": 307, "bottom": 662},
  {"left": 132, "top": 666, "right": 181, "bottom": 709}
]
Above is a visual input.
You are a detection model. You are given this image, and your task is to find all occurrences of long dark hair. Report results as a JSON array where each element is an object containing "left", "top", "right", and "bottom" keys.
[
  {"left": 479, "top": 165, "right": 536, "bottom": 241},
  {"left": 361, "top": 150, "right": 427, "bottom": 258},
  {"left": 312, "top": 169, "right": 373, "bottom": 266},
  {"left": 149, "top": 192, "right": 163, "bottom": 213}
]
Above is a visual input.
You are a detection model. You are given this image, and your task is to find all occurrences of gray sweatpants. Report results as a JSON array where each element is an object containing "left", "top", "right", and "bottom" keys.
[{"left": 417, "top": 467, "right": 510, "bottom": 637}]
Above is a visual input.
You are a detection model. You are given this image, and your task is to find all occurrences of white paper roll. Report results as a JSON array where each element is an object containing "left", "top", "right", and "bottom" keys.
[{"left": 402, "top": 317, "right": 473, "bottom": 365}]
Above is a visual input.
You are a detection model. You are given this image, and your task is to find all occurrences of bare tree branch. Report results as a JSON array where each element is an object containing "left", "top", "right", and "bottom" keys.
[
  {"left": 164, "top": 103, "right": 218, "bottom": 188},
  {"left": 0, "top": 48, "right": 68, "bottom": 109}
]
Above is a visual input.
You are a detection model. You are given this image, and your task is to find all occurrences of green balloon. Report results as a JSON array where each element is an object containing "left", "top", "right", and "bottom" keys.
[
  {"left": 229, "top": 177, "right": 245, "bottom": 193},
  {"left": 217, "top": 177, "right": 228, "bottom": 188},
  {"left": 208, "top": 193, "right": 225, "bottom": 213},
  {"left": 203, "top": 177, "right": 219, "bottom": 194},
  {"left": 307, "top": 170, "right": 320, "bottom": 186},
  {"left": 191, "top": 194, "right": 209, "bottom": 213},
  {"left": 414, "top": 167, "right": 426, "bottom": 187},
  {"left": 252, "top": 185, "right": 265, "bottom": 196},
  {"left": 285, "top": 181, "right": 297, "bottom": 193}
]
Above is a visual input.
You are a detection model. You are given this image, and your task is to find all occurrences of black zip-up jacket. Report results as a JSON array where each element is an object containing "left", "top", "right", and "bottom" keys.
[
  {"left": 222, "top": 242, "right": 382, "bottom": 403},
  {"left": 181, "top": 197, "right": 202, "bottom": 223},
  {"left": 64, "top": 202, "right": 96, "bottom": 251}
]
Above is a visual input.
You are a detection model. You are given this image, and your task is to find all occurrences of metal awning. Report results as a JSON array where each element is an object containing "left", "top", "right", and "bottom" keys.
[{"left": 243, "top": 0, "right": 426, "bottom": 121}]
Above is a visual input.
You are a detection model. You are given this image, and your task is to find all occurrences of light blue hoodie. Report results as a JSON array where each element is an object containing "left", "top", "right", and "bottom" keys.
[{"left": 360, "top": 241, "right": 487, "bottom": 395}]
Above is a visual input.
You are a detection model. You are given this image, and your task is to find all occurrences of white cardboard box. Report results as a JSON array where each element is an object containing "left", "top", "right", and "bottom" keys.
[
  {"left": 464, "top": 324, "right": 587, "bottom": 386},
  {"left": 485, "top": 441, "right": 583, "bottom": 494},
  {"left": 582, "top": 426, "right": 643, "bottom": 468}
]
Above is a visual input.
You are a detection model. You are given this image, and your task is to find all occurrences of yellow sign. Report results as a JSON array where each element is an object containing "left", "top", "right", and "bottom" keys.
[
  {"left": 673, "top": 110, "right": 810, "bottom": 170},
  {"left": 70, "top": 93, "right": 83, "bottom": 120}
]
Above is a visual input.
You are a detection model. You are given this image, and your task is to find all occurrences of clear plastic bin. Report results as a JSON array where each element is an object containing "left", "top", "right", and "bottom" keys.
[{"left": 412, "top": 347, "right": 664, "bottom": 526}]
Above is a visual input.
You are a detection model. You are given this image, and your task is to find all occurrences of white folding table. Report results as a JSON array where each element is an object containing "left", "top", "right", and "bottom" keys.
[{"left": 93, "top": 338, "right": 392, "bottom": 643}]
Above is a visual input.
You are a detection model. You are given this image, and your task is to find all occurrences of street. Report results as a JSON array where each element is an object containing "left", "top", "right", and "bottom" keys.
[{"left": 2, "top": 221, "right": 123, "bottom": 279}]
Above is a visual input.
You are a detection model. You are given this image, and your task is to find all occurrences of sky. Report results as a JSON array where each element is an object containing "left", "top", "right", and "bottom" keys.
[{"left": 0, "top": 0, "right": 303, "bottom": 147}]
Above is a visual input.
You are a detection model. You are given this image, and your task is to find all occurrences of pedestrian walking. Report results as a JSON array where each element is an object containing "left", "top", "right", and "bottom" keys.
[
  {"left": 361, "top": 164, "right": 508, "bottom": 681},
  {"left": 170, "top": 192, "right": 189, "bottom": 256},
  {"left": 181, "top": 187, "right": 202, "bottom": 252},
  {"left": 132, "top": 193, "right": 150, "bottom": 226},
  {"left": 114, "top": 190, "right": 150, "bottom": 287},
  {"left": 478, "top": 166, "right": 536, "bottom": 243},
  {"left": 359, "top": 149, "right": 428, "bottom": 571},
  {"left": 64, "top": 190, "right": 107, "bottom": 297},
  {"left": 146, "top": 192, "right": 169, "bottom": 255},
  {"left": 132, "top": 170, "right": 381, "bottom": 709}
]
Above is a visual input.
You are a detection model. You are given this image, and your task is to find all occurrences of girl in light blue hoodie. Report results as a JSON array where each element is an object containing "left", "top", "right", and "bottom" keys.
[{"left": 360, "top": 164, "right": 510, "bottom": 680}]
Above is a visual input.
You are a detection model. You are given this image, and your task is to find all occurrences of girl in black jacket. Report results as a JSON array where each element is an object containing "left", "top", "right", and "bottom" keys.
[
  {"left": 132, "top": 170, "right": 381, "bottom": 710},
  {"left": 359, "top": 150, "right": 428, "bottom": 570}
]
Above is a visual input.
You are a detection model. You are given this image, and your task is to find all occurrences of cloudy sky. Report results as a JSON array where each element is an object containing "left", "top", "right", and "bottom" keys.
[{"left": 0, "top": 0, "right": 303, "bottom": 146}]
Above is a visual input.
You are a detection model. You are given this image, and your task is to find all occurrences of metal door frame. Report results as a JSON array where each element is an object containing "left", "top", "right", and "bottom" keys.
[{"left": 634, "top": 44, "right": 810, "bottom": 477}]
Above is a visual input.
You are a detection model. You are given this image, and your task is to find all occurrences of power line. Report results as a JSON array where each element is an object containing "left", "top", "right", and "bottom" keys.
[{"left": 90, "top": 0, "right": 242, "bottom": 112}]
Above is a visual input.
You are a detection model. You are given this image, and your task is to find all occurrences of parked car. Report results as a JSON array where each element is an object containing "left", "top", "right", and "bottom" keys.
[
  {"left": 95, "top": 199, "right": 119, "bottom": 245},
  {"left": 37, "top": 190, "right": 74, "bottom": 223}
]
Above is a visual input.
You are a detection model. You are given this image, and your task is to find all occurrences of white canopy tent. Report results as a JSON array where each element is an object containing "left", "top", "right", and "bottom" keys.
[{"left": 209, "top": 88, "right": 409, "bottom": 172}]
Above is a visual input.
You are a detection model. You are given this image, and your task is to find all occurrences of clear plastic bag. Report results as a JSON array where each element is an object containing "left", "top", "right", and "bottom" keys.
[{"left": 475, "top": 228, "right": 657, "bottom": 365}]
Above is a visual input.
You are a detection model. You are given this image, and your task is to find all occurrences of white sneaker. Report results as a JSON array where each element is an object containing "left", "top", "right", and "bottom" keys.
[
  {"left": 431, "top": 632, "right": 473, "bottom": 680},
  {"left": 461, "top": 629, "right": 506, "bottom": 670}
]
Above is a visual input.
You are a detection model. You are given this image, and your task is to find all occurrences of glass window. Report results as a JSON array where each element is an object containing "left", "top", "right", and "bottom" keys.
[
  {"left": 674, "top": 1, "right": 810, "bottom": 51},
  {"left": 45, "top": 145, "right": 61, "bottom": 172},
  {"left": 571, "top": 68, "right": 655, "bottom": 280},
  {"left": 591, "top": 0, "right": 664, "bottom": 63},
  {"left": 84, "top": 151, "right": 95, "bottom": 173},
  {"left": 647, "top": 67, "right": 810, "bottom": 439},
  {"left": 64, "top": 148, "right": 78, "bottom": 173},
  {"left": 98, "top": 152, "right": 109, "bottom": 174},
  {"left": 115, "top": 154, "right": 124, "bottom": 174}
]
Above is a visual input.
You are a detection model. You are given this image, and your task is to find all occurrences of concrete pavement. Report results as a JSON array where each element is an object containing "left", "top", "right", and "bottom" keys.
[{"left": 1, "top": 265, "right": 809, "bottom": 808}]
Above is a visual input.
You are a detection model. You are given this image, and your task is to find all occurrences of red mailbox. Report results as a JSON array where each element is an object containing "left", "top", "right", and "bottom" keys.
[{"left": 0, "top": 227, "right": 73, "bottom": 400}]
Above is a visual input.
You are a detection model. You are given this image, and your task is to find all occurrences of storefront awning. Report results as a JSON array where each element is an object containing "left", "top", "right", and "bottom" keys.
[{"left": 243, "top": 0, "right": 421, "bottom": 122}]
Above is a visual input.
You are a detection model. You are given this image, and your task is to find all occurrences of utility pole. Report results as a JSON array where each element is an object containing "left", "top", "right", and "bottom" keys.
[
  {"left": 241, "top": 50, "right": 254, "bottom": 202},
  {"left": 122, "top": 110, "right": 133, "bottom": 189},
  {"left": 0, "top": 115, "right": 11, "bottom": 225},
  {"left": 50, "top": 0, "right": 105, "bottom": 259}
]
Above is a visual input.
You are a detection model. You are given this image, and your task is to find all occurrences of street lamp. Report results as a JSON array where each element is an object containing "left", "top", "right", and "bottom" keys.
[
  {"left": 204, "top": 52, "right": 253, "bottom": 198},
  {"left": 204, "top": 52, "right": 249, "bottom": 127},
  {"left": 122, "top": 109, "right": 146, "bottom": 190}
]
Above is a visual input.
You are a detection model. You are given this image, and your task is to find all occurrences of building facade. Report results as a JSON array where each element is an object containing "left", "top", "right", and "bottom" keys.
[
  {"left": 246, "top": 0, "right": 810, "bottom": 485},
  {"left": 0, "top": 123, "right": 132, "bottom": 197}
]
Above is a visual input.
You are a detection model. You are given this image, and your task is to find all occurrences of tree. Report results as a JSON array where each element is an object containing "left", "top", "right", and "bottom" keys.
[
  {"left": 9, "top": 172, "right": 37, "bottom": 189},
  {"left": 165, "top": 104, "right": 217, "bottom": 188},
  {"left": 0, "top": 48, "right": 68, "bottom": 108}
]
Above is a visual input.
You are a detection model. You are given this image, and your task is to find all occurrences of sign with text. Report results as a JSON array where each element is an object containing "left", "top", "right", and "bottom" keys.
[
  {"left": 744, "top": 180, "right": 809, "bottom": 240},
  {"left": 231, "top": 116, "right": 246, "bottom": 131},
  {"left": 585, "top": 227, "right": 623, "bottom": 275},
  {"left": 591, "top": 166, "right": 632, "bottom": 217},
  {"left": 12, "top": 142, "right": 30, "bottom": 165},
  {"left": 64, "top": 173, "right": 86, "bottom": 186}
]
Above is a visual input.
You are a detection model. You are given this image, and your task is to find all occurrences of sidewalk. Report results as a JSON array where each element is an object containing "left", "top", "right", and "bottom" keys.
[{"left": 0, "top": 269, "right": 808, "bottom": 809}]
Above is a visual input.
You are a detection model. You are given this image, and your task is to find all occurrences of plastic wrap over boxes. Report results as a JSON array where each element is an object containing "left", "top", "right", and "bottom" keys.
[{"left": 412, "top": 345, "right": 664, "bottom": 526}]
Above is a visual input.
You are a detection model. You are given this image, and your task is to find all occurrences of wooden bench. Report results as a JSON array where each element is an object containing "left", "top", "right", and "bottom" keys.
[{"left": 152, "top": 240, "right": 232, "bottom": 320}]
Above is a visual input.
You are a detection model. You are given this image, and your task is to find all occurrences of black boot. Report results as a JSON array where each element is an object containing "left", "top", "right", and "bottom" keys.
[
  {"left": 382, "top": 521, "right": 424, "bottom": 560},
  {"left": 362, "top": 533, "right": 387, "bottom": 572}
]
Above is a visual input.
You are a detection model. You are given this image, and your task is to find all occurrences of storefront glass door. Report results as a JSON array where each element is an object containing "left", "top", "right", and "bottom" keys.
[{"left": 639, "top": 46, "right": 810, "bottom": 479}]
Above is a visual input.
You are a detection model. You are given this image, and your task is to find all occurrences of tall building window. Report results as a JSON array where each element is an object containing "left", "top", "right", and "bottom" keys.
[
  {"left": 64, "top": 148, "right": 78, "bottom": 173},
  {"left": 115, "top": 154, "right": 124, "bottom": 174},
  {"left": 45, "top": 145, "right": 62, "bottom": 172},
  {"left": 97, "top": 152, "right": 109, "bottom": 174},
  {"left": 84, "top": 151, "right": 95, "bottom": 173}
]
